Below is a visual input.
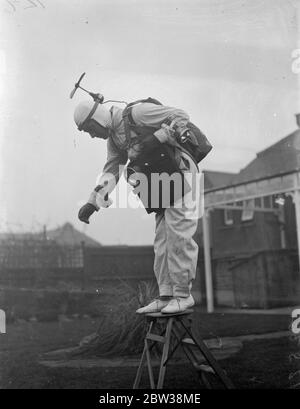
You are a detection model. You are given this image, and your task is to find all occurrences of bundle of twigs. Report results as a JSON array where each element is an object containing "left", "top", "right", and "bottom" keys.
[{"left": 77, "top": 280, "right": 158, "bottom": 357}]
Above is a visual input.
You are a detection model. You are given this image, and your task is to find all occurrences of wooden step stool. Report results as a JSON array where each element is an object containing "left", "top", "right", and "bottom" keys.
[{"left": 133, "top": 309, "right": 234, "bottom": 389}]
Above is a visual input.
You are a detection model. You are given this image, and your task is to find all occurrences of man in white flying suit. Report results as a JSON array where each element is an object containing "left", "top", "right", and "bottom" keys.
[{"left": 74, "top": 100, "right": 199, "bottom": 314}]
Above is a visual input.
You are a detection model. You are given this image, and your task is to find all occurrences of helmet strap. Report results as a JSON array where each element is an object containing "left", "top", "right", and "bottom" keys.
[{"left": 78, "top": 100, "right": 101, "bottom": 131}]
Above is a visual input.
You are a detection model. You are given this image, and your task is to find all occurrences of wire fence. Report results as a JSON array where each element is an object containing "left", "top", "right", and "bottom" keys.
[
  {"left": 0, "top": 238, "right": 85, "bottom": 289},
  {"left": 0, "top": 239, "right": 157, "bottom": 290},
  {"left": 0, "top": 239, "right": 84, "bottom": 269}
]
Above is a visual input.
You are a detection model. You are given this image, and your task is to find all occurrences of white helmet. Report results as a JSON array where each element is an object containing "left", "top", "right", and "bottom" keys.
[{"left": 74, "top": 100, "right": 112, "bottom": 130}]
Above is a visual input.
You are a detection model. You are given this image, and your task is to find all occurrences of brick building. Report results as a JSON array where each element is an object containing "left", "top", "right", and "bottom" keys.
[
  {"left": 198, "top": 118, "right": 300, "bottom": 308},
  {"left": 201, "top": 128, "right": 299, "bottom": 258}
]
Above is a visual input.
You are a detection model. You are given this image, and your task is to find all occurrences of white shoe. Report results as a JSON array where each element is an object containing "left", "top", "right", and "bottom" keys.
[
  {"left": 136, "top": 298, "right": 171, "bottom": 314},
  {"left": 161, "top": 295, "right": 195, "bottom": 314}
]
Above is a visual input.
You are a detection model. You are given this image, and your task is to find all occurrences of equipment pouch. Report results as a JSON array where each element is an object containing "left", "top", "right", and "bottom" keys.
[{"left": 125, "top": 144, "right": 191, "bottom": 214}]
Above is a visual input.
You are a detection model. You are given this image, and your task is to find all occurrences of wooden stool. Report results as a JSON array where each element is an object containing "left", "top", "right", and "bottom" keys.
[{"left": 133, "top": 309, "right": 234, "bottom": 389}]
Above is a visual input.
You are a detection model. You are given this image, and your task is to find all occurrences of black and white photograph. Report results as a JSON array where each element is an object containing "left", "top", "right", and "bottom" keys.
[{"left": 0, "top": 0, "right": 300, "bottom": 392}]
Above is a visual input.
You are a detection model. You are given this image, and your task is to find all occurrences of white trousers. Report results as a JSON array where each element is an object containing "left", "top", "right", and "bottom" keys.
[{"left": 153, "top": 152, "right": 199, "bottom": 298}]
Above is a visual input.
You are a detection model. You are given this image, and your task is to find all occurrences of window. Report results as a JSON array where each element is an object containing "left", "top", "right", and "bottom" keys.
[
  {"left": 224, "top": 209, "right": 234, "bottom": 226},
  {"left": 263, "top": 196, "right": 271, "bottom": 208},
  {"left": 241, "top": 200, "right": 254, "bottom": 222},
  {"left": 254, "top": 197, "right": 262, "bottom": 208},
  {"left": 241, "top": 209, "right": 254, "bottom": 222}
]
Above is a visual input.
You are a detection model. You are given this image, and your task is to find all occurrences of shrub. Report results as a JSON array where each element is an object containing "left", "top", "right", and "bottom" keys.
[{"left": 75, "top": 279, "right": 158, "bottom": 357}]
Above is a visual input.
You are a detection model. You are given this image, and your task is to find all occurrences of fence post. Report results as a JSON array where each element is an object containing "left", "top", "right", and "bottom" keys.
[
  {"left": 202, "top": 208, "right": 214, "bottom": 313},
  {"left": 81, "top": 241, "right": 86, "bottom": 291}
]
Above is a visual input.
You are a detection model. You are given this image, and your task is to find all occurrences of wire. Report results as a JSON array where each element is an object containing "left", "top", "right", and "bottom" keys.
[{"left": 103, "top": 99, "right": 128, "bottom": 105}]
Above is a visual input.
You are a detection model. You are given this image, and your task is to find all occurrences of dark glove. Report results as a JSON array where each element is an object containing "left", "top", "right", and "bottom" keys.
[{"left": 78, "top": 203, "right": 98, "bottom": 224}]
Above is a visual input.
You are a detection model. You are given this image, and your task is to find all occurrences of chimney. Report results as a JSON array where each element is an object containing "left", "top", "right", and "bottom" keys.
[{"left": 296, "top": 113, "right": 300, "bottom": 128}]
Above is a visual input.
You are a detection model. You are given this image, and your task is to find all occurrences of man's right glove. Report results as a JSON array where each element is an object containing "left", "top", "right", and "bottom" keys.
[
  {"left": 78, "top": 183, "right": 113, "bottom": 224},
  {"left": 78, "top": 203, "right": 98, "bottom": 224}
]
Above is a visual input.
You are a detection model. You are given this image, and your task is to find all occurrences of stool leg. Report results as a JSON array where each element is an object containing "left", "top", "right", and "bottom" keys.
[
  {"left": 179, "top": 320, "right": 234, "bottom": 389},
  {"left": 133, "top": 320, "right": 154, "bottom": 389},
  {"left": 172, "top": 324, "right": 212, "bottom": 389},
  {"left": 133, "top": 342, "right": 147, "bottom": 389},
  {"left": 145, "top": 338, "right": 155, "bottom": 389},
  {"left": 157, "top": 317, "right": 173, "bottom": 389}
]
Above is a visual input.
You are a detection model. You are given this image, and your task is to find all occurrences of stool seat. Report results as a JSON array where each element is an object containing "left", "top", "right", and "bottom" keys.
[
  {"left": 144, "top": 309, "right": 194, "bottom": 318},
  {"left": 133, "top": 309, "right": 234, "bottom": 390}
]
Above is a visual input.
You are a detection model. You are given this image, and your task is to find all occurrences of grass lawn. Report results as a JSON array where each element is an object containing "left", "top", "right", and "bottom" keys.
[
  {"left": 192, "top": 306, "right": 290, "bottom": 339},
  {"left": 0, "top": 310, "right": 298, "bottom": 389}
]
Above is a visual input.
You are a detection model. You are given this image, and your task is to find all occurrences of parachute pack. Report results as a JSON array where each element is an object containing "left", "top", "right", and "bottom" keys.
[{"left": 122, "top": 97, "right": 213, "bottom": 164}]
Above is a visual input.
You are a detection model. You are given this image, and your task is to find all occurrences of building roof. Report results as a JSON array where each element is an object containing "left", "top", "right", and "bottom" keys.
[
  {"left": 0, "top": 222, "right": 101, "bottom": 248},
  {"left": 45, "top": 222, "right": 101, "bottom": 247},
  {"left": 203, "top": 170, "right": 237, "bottom": 191},
  {"left": 234, "top": 129, "right": 300, "bottom": 184},
  {"left": 204, "top": 128, "right": 300, "bottom": 191}
]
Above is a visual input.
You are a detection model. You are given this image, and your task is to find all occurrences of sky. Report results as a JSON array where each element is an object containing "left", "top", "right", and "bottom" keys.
[{"left": 0, "top": 0, "right": 299, "bottom": 245}]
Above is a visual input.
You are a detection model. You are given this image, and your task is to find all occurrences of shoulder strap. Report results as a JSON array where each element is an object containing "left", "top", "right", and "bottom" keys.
[
  {"left": 126, "top": 97, "right": 163, "bottom": 111},
  {"left": 122, "top": 97, "right": 163, "bottom": 146}
]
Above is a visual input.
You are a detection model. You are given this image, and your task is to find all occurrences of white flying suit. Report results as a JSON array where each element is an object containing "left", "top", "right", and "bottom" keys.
[{"left": 97, "top": 102, "right": 199, "bottom": 297}]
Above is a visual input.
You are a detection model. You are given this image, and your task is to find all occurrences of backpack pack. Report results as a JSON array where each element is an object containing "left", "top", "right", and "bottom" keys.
[{"left": 122, "top": 97, "right": 213, "bottom": 164}]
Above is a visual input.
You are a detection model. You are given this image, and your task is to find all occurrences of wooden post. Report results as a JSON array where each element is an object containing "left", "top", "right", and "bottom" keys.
[
  {"left": 278, "top": 206, "right": 286, "bottom": 249},
  {"left": 80, "top": 241, "right": 86, "bottom": 291},
  {"left": 202, "top": 209, "right": 214, "bottom": 313}
]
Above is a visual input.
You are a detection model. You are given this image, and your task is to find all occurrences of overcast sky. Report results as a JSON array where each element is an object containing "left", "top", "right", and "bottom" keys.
[{"left": 0, "top": 0, "right": 299, "bottom": 244}]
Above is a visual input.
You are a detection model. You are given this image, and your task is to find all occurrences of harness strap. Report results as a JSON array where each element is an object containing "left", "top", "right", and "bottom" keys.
[{"left": 122, "top": 97, "right": 163, "bottom": 148}]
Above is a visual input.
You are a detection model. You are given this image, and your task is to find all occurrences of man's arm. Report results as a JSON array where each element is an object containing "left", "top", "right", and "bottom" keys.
[
  {"left": 83, "top": 138, "right": 127, "bottom": 212},
  {"left": 78, "top": 138, "right": 127, "bottom": 224},
  {"left": 132, "top": 102, "right": 189, "bottom": 128},
  {"left": 131, "top": 102, "right": 190, "bottom": 145},
  {"left": 93, "top": 137, "right": 128, "bottom": 205},
  {"left": 100, "top": 138, "right": 128, "bottom": 185}
]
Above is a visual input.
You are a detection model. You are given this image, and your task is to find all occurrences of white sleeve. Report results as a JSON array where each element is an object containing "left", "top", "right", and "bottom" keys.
[
  {"left": 96, "top": 137, "right": 128, "bottom": 197},
  {"left": 131, "top": 103, "right": 189, "bottom": 129}
]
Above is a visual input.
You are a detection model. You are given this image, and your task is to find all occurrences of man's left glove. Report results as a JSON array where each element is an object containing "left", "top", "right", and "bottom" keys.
[{"left": 78, "top": 203, "right": 98, "bottom": 224}]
